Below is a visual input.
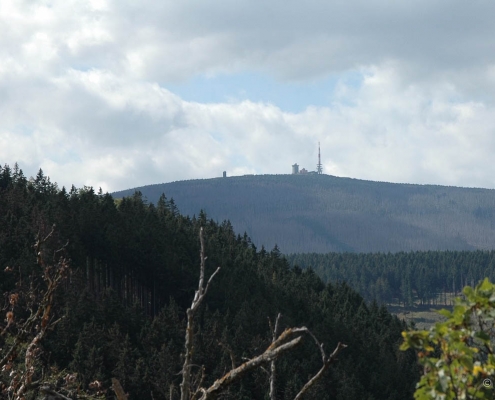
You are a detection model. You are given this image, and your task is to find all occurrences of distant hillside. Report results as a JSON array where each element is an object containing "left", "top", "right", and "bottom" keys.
[{"left": 112, "top": 174, "right": 495, "bottom": 253}]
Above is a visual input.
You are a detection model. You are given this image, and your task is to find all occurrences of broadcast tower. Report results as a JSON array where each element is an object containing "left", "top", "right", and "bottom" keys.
[{"left": 317, "top": 142, "right": 323, "bottom": 174}]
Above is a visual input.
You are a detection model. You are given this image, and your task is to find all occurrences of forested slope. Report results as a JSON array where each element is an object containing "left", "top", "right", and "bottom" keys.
[
  {"left": 0, "top": 164, "right": 418, "bottom": 399},
  {"left": 287, "top": 251, "right": 495, "bottom": 306},
  {"left": 113, "top": 174, "right": 495, "bottom": 253}
]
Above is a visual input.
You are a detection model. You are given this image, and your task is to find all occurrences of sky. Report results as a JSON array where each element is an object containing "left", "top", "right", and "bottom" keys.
[{"left": 2, "top": 0, "right": 495, "bottom": 192}]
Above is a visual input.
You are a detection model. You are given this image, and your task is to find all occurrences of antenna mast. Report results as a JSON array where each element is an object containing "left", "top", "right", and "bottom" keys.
[{"left": 317, "top": 142, "right": 323, "bottom": 174}]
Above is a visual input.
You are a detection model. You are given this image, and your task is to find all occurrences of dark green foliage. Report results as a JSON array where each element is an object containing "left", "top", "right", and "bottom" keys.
[
  {"left": 287, "top": 251, "right": 495, "bottom": 305},
  {"left": 0, "top": 164, "right": 418, "bottom": 399},
  {"left": 112, "top": 174, "right": 495, "bottom": 253}
]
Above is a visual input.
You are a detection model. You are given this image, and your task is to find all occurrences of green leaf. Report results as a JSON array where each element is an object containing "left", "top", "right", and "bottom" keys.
[
  {"left": 475, "top": 330, "right": 490, "bottom": 342},
  {"left": 438, "top": 309, "right": 452, "bottom": 318},
  {"left": 478, "top": 278, "right": 494, "bottom": 293}
]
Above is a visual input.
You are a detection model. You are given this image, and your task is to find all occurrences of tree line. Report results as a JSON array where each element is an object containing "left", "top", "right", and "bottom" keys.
[{"left": 287, "top": 251, "right": 495, "bottom": 306}]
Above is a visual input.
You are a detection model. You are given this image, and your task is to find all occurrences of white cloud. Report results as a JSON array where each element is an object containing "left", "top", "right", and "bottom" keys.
[{"left": 1, "top": 0, "right": 495, "bottom": 192}]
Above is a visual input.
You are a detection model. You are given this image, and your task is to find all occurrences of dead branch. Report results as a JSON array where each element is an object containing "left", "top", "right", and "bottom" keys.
[
  {"left": 0, "top": 225, "right": 70, "bottom": 399},
  {"left": 40, "top": 385, "right": 73, "bottom": 400},
  {"left": 217, "top": 341, "right": 236, "bottom": 371},
  {"left": 178, "top": 228, "right": 347, "bottom": 400},
  {"left": 112, "top": 377, "right": 129, "bottom": 400},
  {"left": 196, "top": 333, "right": 304, "bottom": 400},
  {"left": 180, "top": 227, "right": 220, "bottom": 400},
  {"left": 293, "top": 337, "right": 347, "bottom": 400}
]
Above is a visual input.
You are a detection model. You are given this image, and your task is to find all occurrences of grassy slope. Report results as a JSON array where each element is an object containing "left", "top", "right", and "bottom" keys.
[{"left": 112, "top": 174, "right": 495, "bottom": 253}]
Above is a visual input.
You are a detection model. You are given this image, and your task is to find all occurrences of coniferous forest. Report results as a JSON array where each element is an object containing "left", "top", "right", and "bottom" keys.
[
  {"left": 287, "top": 251, "right": 495, "bottom": 306},
  {"left": 0, "top": 164, "right": 419, "bottom": 399},
  {"left": 112, "top": 174, "right": 495, "bottom": 254}
]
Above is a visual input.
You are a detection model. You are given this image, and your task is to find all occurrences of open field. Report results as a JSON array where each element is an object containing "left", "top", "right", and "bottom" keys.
[
  {"left": 388, "top": 304, "right": 449, "bottom": 330},
  {"left": 387, "top": 292, "right": 458, "bottom": 329}
]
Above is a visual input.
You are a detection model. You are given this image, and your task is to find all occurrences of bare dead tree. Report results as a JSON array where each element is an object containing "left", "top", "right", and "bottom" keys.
[
  {"left": 0, "top": 225, "right": 70, "bottom": 399},
  {"left": 0, "top": 226, "right": 124, "bottom": 400},
  {"left": 293, "top": 329, "right": 347, "bottom": 400},
  {"left": 267, "top": 317, "right": 348, "bottom": 400},
  {"left": 195, "top": 328, "right": 304, "bottom": 400},
  {"left": 180, "top": 227, "right": 220, "bottom": 400},
  {"left": 180, "top": 227, "right": 347, "bottom": 400}
]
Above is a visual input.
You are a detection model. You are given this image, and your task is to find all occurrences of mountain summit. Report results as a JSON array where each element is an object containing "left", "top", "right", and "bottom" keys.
[{"left": 112, "top": 174, "right": 495, "bottom": 253}]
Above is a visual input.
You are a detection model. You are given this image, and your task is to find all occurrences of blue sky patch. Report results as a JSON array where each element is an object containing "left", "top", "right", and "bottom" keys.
[{"left": 165, "top": 71, "right": 364, "bottom": 113}]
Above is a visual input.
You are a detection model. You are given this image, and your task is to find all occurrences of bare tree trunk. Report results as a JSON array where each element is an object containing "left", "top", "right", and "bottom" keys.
[
  {"left": 180, "top": 227, "right": 220, "bottom": 400},
  {"left": 112, "top": 378, "right": 128, "bottom": 400},
  {"left": 178, "top": 228, "right": 347, "bottom": 400},
  {"left": 170, "top": 383, "right": 175, "bottom": 400},
  {"left": 269, "top": 313, "right": 282, "bottom": 400}
]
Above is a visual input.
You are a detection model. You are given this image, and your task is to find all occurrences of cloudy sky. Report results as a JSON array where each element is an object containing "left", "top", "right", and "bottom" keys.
[{"left": 2, "top": 0, "right": 495, "bottom": 192}]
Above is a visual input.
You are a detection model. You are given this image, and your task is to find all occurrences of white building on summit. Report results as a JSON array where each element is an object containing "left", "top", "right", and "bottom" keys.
[{"left": 291, "top": 143, "right": 323, "bottom": 175}]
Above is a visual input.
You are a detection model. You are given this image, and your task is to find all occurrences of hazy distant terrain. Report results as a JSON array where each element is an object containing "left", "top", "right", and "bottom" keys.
[{"left": 112, "top": 174, "right": 495, "bottom": 253}]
